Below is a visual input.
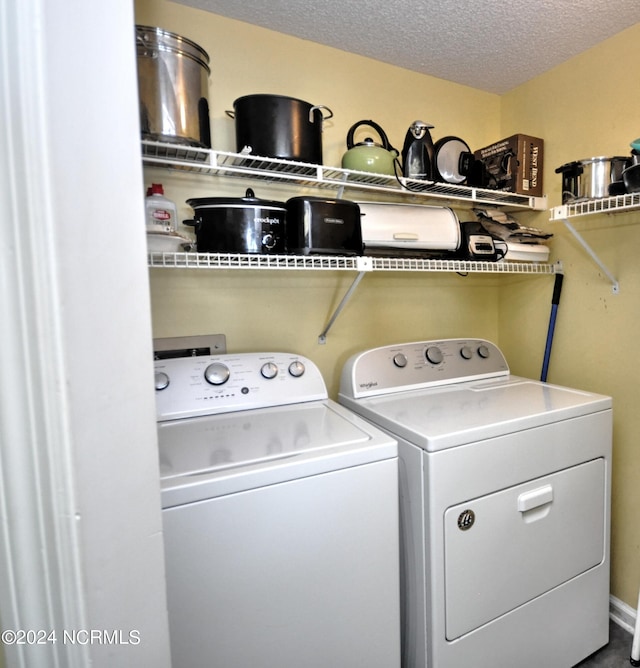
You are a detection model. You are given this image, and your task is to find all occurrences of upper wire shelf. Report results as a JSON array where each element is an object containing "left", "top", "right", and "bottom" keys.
[{"left": 141, "top": 140, "right": 546, "bottom": 211}]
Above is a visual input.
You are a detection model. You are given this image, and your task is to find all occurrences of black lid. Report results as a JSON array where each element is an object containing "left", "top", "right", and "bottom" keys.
[{"left": 187, "top": 188, "right": 286, "bottom": 209}]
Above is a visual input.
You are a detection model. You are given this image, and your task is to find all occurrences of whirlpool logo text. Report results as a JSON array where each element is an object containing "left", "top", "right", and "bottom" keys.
[{"left": 359, "top": 381, "right": 378, "bottom": 389}]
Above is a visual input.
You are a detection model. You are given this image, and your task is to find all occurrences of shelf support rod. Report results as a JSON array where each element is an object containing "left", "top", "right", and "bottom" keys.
[
  {"left": 561, "top": 219, "right": 619, "bottom": 294},
  {"left": 318, "top": 269, "right": 368, "bottom": 344}
]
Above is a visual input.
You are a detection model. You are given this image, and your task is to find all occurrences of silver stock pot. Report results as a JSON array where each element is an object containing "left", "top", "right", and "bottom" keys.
[
  {"left": 555, "top": 156, "right": 630, "bottom": 203},
  {"left": 136, "top": 25, "right": 211, "bottom": 148}
]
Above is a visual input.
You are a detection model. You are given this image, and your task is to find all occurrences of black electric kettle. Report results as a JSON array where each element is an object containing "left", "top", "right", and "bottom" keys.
[{"left": 401, "top": 120, "right": 435, "bottom": 180}]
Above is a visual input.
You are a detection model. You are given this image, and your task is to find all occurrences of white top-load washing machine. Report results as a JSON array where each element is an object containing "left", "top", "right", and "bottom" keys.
[
  {"left": 155, "top": 351, "right": 400, "bottom": 668},
  {"left": 338, "top": 338, "right": 612, "bottom": 668}
]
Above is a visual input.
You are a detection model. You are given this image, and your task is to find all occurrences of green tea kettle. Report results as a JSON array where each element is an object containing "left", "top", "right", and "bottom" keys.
[{"left": 341, "top": 120, "right": 399, "bottom": 175}]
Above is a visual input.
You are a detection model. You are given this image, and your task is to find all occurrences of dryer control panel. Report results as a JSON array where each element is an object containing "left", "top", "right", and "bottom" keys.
[
  {"left": 155, "top": 352, "right": 327, "bottom": 421},
  {"left": 340, "top": 338, "right": 509, "bottom": 399}
]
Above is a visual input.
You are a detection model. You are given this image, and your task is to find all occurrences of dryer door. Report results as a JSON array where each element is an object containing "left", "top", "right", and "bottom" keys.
[{"left": 443, "top": 458, "right": 605, "bottom": 640}]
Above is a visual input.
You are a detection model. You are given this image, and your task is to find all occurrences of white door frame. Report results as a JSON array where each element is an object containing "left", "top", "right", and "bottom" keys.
[{"left": 0, "top": 1, "right": 171, "bottom": 666}]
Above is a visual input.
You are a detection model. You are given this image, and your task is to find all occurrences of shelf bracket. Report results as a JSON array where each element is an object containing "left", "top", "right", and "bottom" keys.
[
  {"left": 318, "top": 258, "right": 373, "bottom": 344},
  {"left": 561, "top": 218, "right": 619, "bottom": 294}
]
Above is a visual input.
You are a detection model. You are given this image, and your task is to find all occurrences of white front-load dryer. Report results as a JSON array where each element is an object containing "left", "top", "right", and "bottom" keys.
[
  {"left": 338, "top": 338, "right": 612, "bottom": 668},
  {"left": 155, "top": 352, "right": 400, "bottom": 668}
]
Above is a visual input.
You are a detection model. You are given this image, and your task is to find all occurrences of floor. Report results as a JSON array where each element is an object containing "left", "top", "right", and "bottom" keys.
[{"left": 574, "top": 619, "right": 634, "bottom": 667}]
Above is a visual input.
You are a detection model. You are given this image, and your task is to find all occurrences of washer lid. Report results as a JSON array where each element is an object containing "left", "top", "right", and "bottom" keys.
[
  {"left": 158, "top": 399, "right": 397, "bottom": 506},
  {"left": 341, "top": 376, "right": 611, "bottom": 452}
]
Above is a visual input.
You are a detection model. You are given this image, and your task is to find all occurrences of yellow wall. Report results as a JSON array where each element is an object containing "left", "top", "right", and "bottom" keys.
[
  {"left": 500, "top": 23, "right": 640, "bottom": 609},
  {"left": 137, "top": 0, "right": 640, "bottom": 609}
]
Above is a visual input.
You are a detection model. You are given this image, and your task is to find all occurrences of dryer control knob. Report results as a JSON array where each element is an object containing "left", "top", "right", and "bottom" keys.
[
  {"left": 261, "top": 362, "right": 279, "bottom": 379},
  {"left": 477, "top": 345, "right": 490, "bottom": 359},
  {"left": 155, "top": 371, "right": 170, "bottom": 391},
  {"left": 204, "top": 362, "right": 230, "bottom": 385},
  {"left": 288, "top": 361, "right": 305, "bottom": 377},
  {"left": 393, "top": 353, "right": 408, "bottom": 368},
  {"left": 425, "top": 346, "right": 443, "bottom": 365},
  {"left": 460, "top": 346, "right": 473, "bottom": 360}
]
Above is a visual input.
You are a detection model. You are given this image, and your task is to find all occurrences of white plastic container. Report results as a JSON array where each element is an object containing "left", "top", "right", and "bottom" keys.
[{"left": 145, "top": 183, "right": 177, "bottom": 233}]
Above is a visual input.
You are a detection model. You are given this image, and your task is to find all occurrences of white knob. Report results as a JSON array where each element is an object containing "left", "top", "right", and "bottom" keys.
[
  {"left": 478, "top": 345, "right": 490, "bottom": 359},
  {"left": 460, "top": 346, "right": 473, "bottom": 360},
  {"left": 393, "top": 353, "right": 408, "bottom": 368},
  {"left": 288, "top": 361, "right": 305, "bottom": 377},
  {"left": 155, "top": 371, "right": 170, "bottom": 391},
  {"left": 261, "top": 362, "right": 279, "bottom": 379},
  {"left": 204, "top": 362, "right": 230, "bottom": 385},
  {"left": 425, "top": 346, "right": 443, "bottom": 364}
]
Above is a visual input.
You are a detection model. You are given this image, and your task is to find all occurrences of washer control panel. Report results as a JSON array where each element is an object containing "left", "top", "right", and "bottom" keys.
[
  {"left": 155, "top": 352, "right": 327, "bottom": 421},
  {"left": 340, "top": 339, "right": 509, "bottom": 399}
]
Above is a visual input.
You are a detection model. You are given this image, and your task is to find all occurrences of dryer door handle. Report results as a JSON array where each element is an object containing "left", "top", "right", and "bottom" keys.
[{"left": 517, "top": 485, "right": 553, "bottom": 512}]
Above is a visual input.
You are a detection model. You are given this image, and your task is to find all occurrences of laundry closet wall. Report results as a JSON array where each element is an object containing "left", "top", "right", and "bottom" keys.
[
  {"left": 498, "top": 23, "right": 640, "bottom": 614},
  {"left": 136, "top": 1, "right": 640, "bottom": 613}
]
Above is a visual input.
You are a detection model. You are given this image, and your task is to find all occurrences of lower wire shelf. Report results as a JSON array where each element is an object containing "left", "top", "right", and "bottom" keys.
[
  {"left": 148, "top": 251, "right": 560, "bottom": 275},
  {"left": 148, "top": 252, "right": 561, "bottom": 344}
]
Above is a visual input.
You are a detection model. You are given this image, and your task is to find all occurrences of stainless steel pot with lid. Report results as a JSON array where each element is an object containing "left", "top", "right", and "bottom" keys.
[
  {"left": 555, "top": 156, "right": 630, "bottom": 203},
  {"left": 136, "top": 25, "right": 212, "bottom": 148}
]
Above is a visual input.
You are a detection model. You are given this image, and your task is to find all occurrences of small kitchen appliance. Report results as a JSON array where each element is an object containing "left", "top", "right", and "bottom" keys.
[
  {"left": 184, "top": 188, "right": 286, "bottom": 254},
  {"left": 458, "top": 221, "right": 501, "bottom": 261},
  {"left": 357, "top": 201, "right": 460, "bottom": 257},
  {"left": 401, "top": 121, "right": 435, "bottom": 180},
  {"left": 339, "top": 338, "right": 612, "bottom": 668},
  {"left": 285, "top": 196, "right": 363, "bottom": 255},
  {"left": 433, "top": 136, "right": 474, "bottom": 184},
  {"left": 155, "top": 351, "right": 401, "bottom": 667}
]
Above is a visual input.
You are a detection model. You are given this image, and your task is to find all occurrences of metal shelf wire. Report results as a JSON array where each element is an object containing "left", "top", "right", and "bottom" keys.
[
  {"left": 147, "top": 251, "right": 560, "bottom": 276},
  {"left": 141, "top": 140, "right": 547, "bottom": 211},
  {"left": 550, "top": 193, "right": 640, "bottom": 220}
]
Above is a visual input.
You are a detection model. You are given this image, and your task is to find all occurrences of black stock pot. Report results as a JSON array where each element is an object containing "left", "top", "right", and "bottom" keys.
[{"left": 228, "top": 94, "right": 333, "bottom": 165}]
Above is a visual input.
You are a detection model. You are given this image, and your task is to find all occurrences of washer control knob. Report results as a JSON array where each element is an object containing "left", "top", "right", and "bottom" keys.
[
  {"left": 154, "top": 371, "right": 170, "bottom": 391},
  {"left": 425, "top": 346, "right": 443, "bottom": 365},
  {"left": 393, "top": 353, "right": 408, "bottom": 368},
  {"left": 460, "top": 346, "right": 473, "bottom": 360},
  {"left": 288, "top": 361, "right": 305, "bottom": 377},
  {"left": 261, "top": 362, "right": 279, "bottom": 379},
  {"left": 477, "top": 345, "right": 491, "bottom": 359},
  {"left": 204, "top": 362, "right": 230, "bottom": 385}
]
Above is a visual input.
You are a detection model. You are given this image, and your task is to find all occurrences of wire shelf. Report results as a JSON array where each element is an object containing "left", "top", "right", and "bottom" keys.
[
  {"left": 550, "top": 193, "right": 640, "bottom": 220},
  {"left": 147, "top": 251, "right": 560, "bottom": 275},
  {"left": 141, "top": 140, "right": 546, "bottom": 211},
  {"left": 370, "top": 257, "right": 558, "bottom": 274}
]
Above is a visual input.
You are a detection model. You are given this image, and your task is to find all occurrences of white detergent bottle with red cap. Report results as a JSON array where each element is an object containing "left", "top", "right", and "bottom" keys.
[{"left": 145, "top": 183, "right": 178, "bottom": 233}]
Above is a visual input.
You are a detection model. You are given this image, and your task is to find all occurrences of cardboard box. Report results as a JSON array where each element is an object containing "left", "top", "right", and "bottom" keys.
[{"left": 474, "top": 134, "right": 544, "bottom": 197}]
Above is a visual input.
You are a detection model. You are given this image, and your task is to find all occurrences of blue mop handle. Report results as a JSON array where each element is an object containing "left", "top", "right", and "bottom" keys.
[{"left": 541, "top": 273, "right": 564, "bottom": 382}]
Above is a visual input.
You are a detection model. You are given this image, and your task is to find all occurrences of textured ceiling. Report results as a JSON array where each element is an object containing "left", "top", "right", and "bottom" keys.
[{"left": 174, "top": 0, "right": 638, "bottom": 94}]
